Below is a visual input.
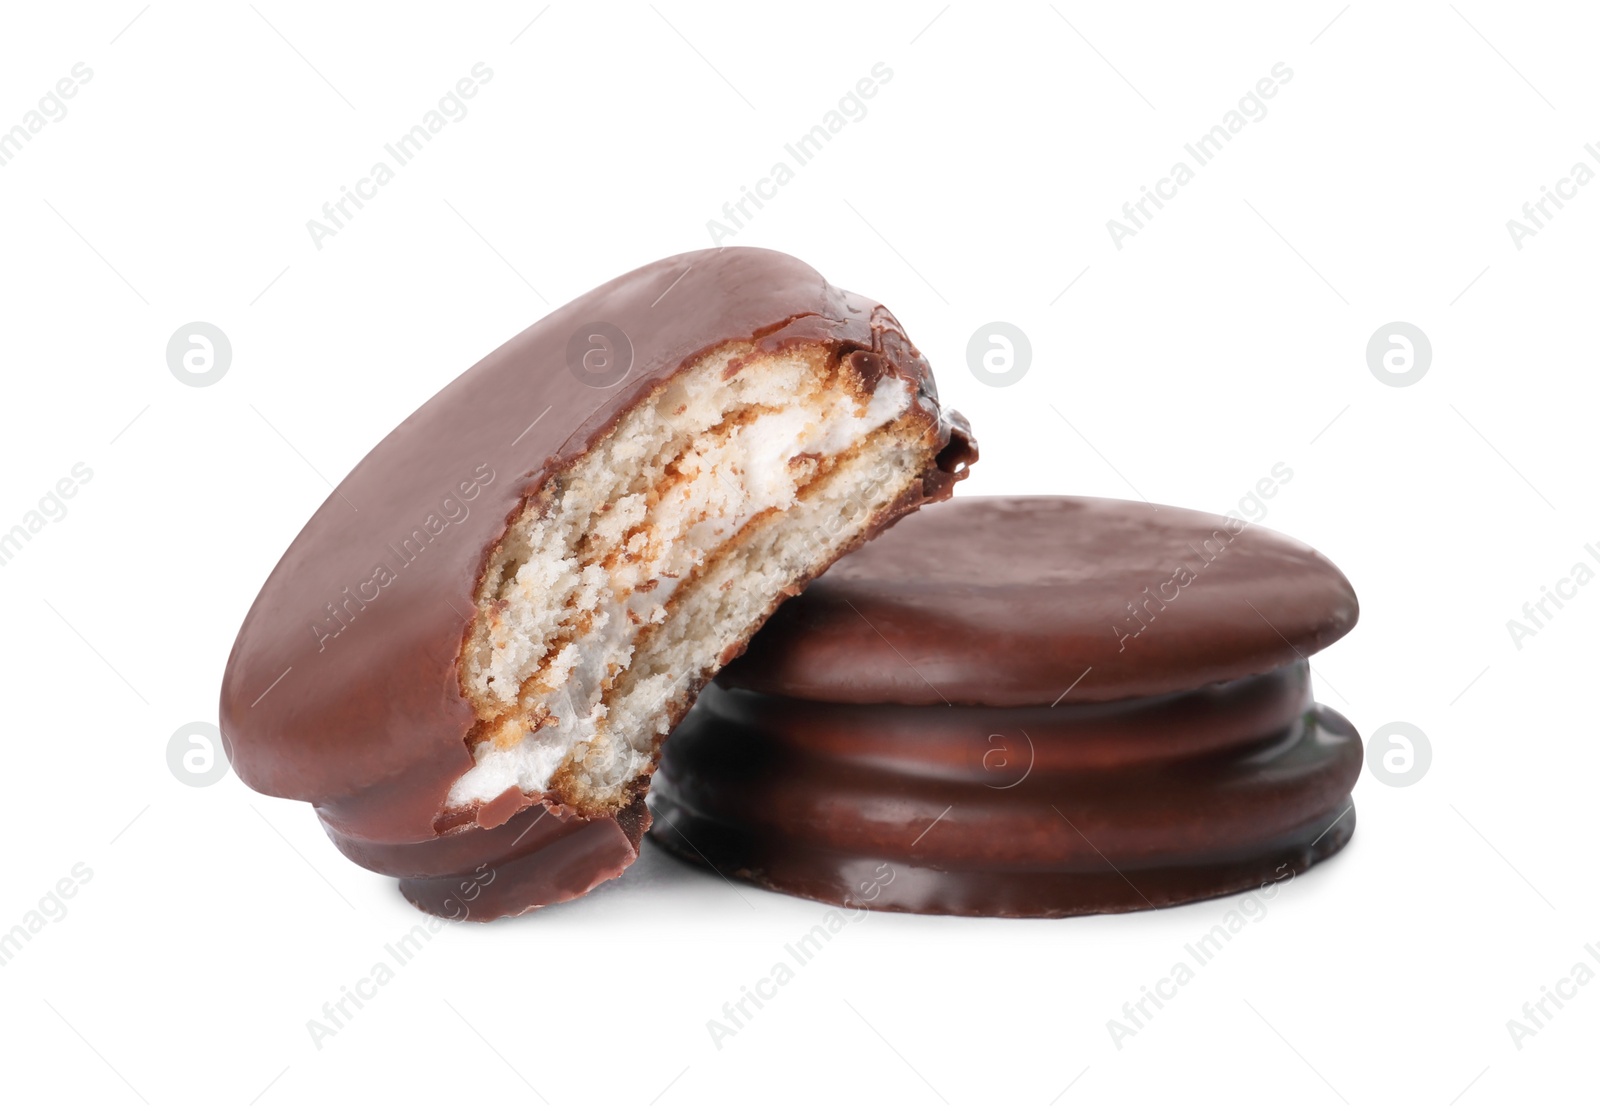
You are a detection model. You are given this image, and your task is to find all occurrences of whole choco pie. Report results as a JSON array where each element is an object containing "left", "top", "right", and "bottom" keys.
[
  {"left": 651, "top": 496, "right": 1362, "bottom": 917},
  {"left": 220, "top": 248, "right": 975, "bottom": 920}
]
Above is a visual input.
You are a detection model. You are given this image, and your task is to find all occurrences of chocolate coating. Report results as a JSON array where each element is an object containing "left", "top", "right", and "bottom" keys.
[
  {"left": 218, "top": 247, "right": 973, "bottom": 918},
  {"left": 652, "top": 681, "right": 1359, "bottom": 916},
  {"left": 720, "top": 495, "right": 1358, "bottom": 705},
  {"left": 652, "top": 495, "right": 1362, "bottom": 916}
]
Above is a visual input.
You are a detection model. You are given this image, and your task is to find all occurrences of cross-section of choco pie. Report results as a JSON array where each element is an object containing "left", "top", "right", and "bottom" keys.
[{"left": 219, "top": 247, "right": 976, "bottom": 920}]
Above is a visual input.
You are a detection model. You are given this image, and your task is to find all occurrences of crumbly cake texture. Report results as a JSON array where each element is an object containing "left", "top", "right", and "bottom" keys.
[{"left": 448, "top": 339, "right": 960, "bottom": 820}]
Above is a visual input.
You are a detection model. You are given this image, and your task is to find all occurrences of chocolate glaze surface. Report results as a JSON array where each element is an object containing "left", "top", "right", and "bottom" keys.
[
  {"left": 720, "top": 496, "right": 1357, "bottom": 705},
  {"left": 218, "top": 247, "right": 973, "bottom": 917},
  {"left": 654, "top": 495, "right": 1362, "bottom": 917},
  {"left": 652, "top": 680, "right": 1361, "bottom": 917}
]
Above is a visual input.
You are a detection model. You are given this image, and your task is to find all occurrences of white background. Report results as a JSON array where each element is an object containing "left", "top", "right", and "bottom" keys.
[{"left": 1, "top": 2, "right": 1594, "bottom": 1107}]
